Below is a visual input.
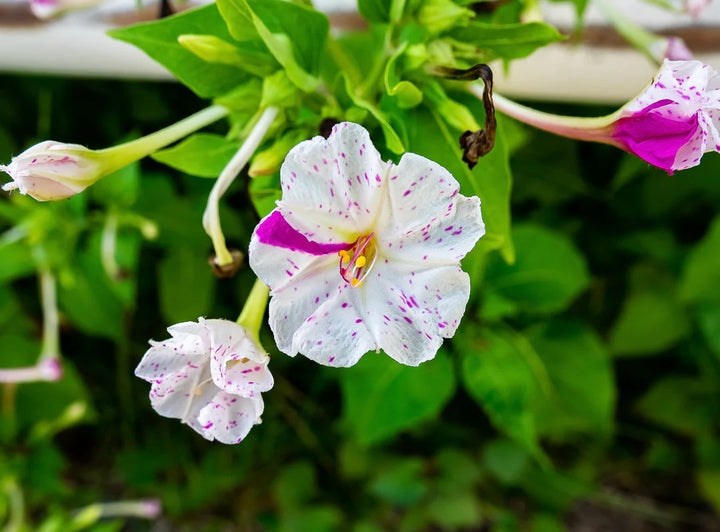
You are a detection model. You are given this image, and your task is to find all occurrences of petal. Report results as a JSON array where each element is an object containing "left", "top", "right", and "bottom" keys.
[
  {"left": 224, "top": 353, "right": 274, "bottom": 396},
  {"left": 134, "top": 337, "right": 206, "bottom": 383},
  {"left": 262, "top": 248, "right": 354, "bottom": 357},
  {"left": 361, "top": 261, "right": 471, "bottom": 366},
  {"left": 283, "top": 284, "right": 376, "bottom": 367},
  {"left": 278, "top": 122, "right": 388, "bottom": 243},
  {"left": 378, "top": 176, "right": 484, "bottom": 264},
  {"left": 196, "top": 393, "right": 263, "bottom": 444},
  {"left": 165, "top": 320, "right": 211, "bottom": 355},
  {"left": 147, "top": 362, "right": 213, "bottom": 422},
  {"left": 626, "top": 60, "right": 711, "bottom": 116}
]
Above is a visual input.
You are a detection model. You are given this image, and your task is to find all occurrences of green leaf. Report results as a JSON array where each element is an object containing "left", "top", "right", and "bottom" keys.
[
  {"left": 698, "top": 303, "right": 720, "bottom": 362},
  {"left": 341, "top": 74, "right": 405, "bottom": 154},
  {"left": 152, "top": 133, "right": 238, "bottom": 178},
  {"left": 680, "top": 215, "right": 720, "bottom": 304},
  {"left": 358, "top": 0, "right": 392, "bottom": 23},
  {"left": 340, "top": 352, "right": 455, "bottom": 446},
  {"left": 697, "top": 470, "right": 720, "bottom": 515},
  {"left": 459, "top": 327, "right": 544, "bottom": 458},
  {"left": 218, "top": 0, "right": 328, "bottom": 91},
  {"left": 58, "top": 242, "right": 124, "bottom": 340},
  {"left": 384, "top": 44, "right": 423, "bottom": 109},
  {"left": 636, "top": 377, "right": 718, "bottom": 436},
  {"left": 369, "top": 458, "right": 429, "bottom": 505},
  {"left": 159, "top": 246, "right": 214, "bottom": 324},
  {"left": 0, "top": 234, "right": 35, "bottom": 283},
  {"left": 108, "top": 5, "right": 250, "bottom": 98},
  {"left": 609, "top": 283, "right": 690, "bottom": 357},
  {"left": 484, "top": 223, "right": 590, "bottom": 314},
  {"left": 528, "top": 320, "right": 615, "bottom": 438},
  {"left": 483, "top": 438, "right": 530, "bottom": 484},
  {"left": 448, "top": 21, "right": 564, "bottom": 60}
]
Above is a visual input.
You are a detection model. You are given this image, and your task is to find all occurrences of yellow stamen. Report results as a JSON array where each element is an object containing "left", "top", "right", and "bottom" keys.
[
  {"left": 338, "top": 249, "right": 350, "bottom": 264},
  {"left": 355, "top": 255, "right": 367, "bottom": 268},
  {"left": 350, "top": 278, "right": 363, "bottom": 288},
  {"left": 240, "top": 357, "right": 250, "bottom": 363}
]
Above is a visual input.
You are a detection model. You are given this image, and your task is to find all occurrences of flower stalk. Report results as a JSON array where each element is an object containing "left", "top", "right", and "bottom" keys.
[
  {"left": 237, "top": 279, "right": 270, "bottom": 344},
  {"left": 203, "top": 106, "right": 279, "bottom": 268}
]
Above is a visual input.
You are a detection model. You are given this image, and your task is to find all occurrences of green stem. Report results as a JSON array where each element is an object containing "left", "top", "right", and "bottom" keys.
[
  {"left": 39, "top": 266, "right": 59, "bottom": 361},
  {"left": 101, "top": 209, "right": 120, "bottom": 280},
  {"left": 237, "top": 279, "right": 269, "bottom": 343},
  {"left": 97, "top": 104, "right": 229, "bottom": 173}
]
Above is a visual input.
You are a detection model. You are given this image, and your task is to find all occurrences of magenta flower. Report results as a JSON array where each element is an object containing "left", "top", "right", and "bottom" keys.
[
  {"left": 135, "top": 318, "right": 273, "bottom": 444},
  {"left": 489, "top": 60, "right": 720, "bottom": 175},
  {"left": 249, "top": 122, "right": 485, "bottom": 368}
]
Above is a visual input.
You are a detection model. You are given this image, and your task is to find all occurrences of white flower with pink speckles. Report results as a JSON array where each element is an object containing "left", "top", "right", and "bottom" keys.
[
  {"left": 135, "top": 318, "right": 273, "bottom": 444},
  {"left": 613, "top": 59, "right": 720, "bottom": 173},
  {"left": 249, "top": 122, "right": 485, "bottom": 367}
]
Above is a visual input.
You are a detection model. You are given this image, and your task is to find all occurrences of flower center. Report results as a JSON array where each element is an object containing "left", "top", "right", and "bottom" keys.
[{"left": 338, "top": 233, "right": 376, "bottom": 288}]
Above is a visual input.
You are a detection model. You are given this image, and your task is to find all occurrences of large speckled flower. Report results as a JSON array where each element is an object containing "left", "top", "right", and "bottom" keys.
[
  {"left": 612, "top": 59, "right": 720, "bottom": 173},
  {"left": 249, "top": 122, "right": 485, "bottom": 368},
  {"left": 491, "top": 60, "right": 720, "bottom": 175},
  {"left": 135, "top": 318, "right": 273, "bottom": 444}
]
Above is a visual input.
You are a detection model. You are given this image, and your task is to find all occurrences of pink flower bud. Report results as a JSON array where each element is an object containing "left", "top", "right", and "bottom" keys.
[{"left": 1, "top": 141, "right": 103, "bottom": 201}]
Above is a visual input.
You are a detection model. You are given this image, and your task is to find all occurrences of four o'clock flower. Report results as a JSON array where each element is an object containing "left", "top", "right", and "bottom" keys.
[
  {"left": 2, "top": 105, "right": 228, "bottom": 201},
  {"left": 486, "top": 60, "right": 720, "bottom": 174},
  {"left": 249, "top": 122, "right": 485, "bottom": 367},
  {"left": 135, "top": 280, "right": 274, "bottom": 444}
]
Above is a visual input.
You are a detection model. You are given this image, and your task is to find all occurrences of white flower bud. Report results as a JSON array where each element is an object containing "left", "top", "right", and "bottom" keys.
[{"left": 1, "top": 141, "right": 103, "bottom": 201}]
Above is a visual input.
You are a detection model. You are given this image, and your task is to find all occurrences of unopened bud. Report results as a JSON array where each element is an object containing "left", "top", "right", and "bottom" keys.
[
  {"left": 30, "top": 0, "right": 102, "bottom": 19},
  {"left": 249, "top": 131, "right": 306, "bottom": 177},
  {"left": 1, "top": 141, "right": 103, "bottom": 201}
]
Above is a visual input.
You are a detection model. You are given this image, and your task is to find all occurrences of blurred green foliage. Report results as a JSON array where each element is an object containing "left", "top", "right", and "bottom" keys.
[
  {"left": 1, "top": 70, "right": 719, "bottom": 530},
  {"left": 0, "top": 0, "right": 719, "bottom": 529}
]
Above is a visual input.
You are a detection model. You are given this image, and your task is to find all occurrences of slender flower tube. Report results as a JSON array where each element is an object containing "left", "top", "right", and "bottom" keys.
[
  {"left": 485, "top": 60, "right": 720, "bottom": 174},
  {"left": 0, "top": 267, "right": 63, "bottom": 383},
  {"left": 2, "top": 105, "right": 228, "bottom": 201},
  {"left": 203, "top": 107, "right": 278, "bottom": 268},
  {"left": 0, "top": 358, "right": 62, "bottom": 383},
  {"left": 135, "top": 281, "right": 273, "bottom": 444},
  {"left": 249, "top": 122, "right": 485, "bottom": 367}
]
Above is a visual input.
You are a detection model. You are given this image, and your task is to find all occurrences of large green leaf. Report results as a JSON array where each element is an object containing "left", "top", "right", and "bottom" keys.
[
  {"left": 448, "top": 21, "right": 564, "bottom": 60},
  {"left": 340, "top": 351, "right": 455, "bottom": 446},
  {"left": 680, "top": 216, "right": 720, "bottom": 304},
  {"left": 152, "top": 133, "right": 239, "bottom": 178},
  {"left": 609, "top": 288, "right": 690, "bottom": 357},
  {"left": 108, "top": 5, "right": 249, "bottom": 98},
  {"left": 636, "top": 377, "right": 718, "bottom": 436},
  {"left": 459, "top": 326, "right": 544, "bottom": 458},
  {"left": 217, "top": 0, "right": 328, "bottom": 91},
  {"left": 483, "top": 223, "right": 589, "bottom": 314},
  {"left": 528, "top": 320, "right": 615, "bottom": 438},
  {"left": 158, "top": 246, "right": 214, "bottom": 324}
]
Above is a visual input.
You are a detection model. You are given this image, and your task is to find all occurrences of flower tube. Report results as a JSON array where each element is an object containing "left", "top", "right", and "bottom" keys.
[
  {"left": 249, "top": 122, "right": 485, "bottom": 367},
  {"left": 484, "top": 60, "right": 720, "bottom": 174}
]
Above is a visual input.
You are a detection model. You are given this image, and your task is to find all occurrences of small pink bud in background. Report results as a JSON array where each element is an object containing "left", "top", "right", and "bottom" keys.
[
  {"left": 1, "top": 141, "right": 104, "bottom": 201},
  {"left": 650, "top": 36, "right": 694, "bottom": 62},
  {"left": 683, "top": 0, "right": 713, "bottom": 17},
  {"left": 29, "top": 0, "right": 104, "bottom": 19}
]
